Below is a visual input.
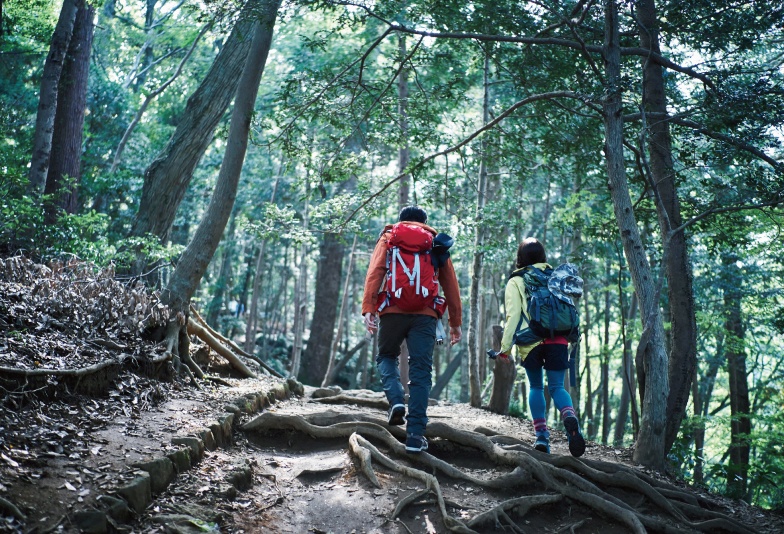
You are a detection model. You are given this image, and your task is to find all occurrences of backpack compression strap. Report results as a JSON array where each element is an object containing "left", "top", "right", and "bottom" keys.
[{"left": 391, "top": 246, "right": 427, "bottom": 297}]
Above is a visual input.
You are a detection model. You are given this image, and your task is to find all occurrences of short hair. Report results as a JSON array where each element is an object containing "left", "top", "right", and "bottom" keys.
[
  {"left": 516, "top": 237, "right": 546, "bottom": 268},
  {"left": 398, "top": 206, "right": 427, "bottom": 224}
]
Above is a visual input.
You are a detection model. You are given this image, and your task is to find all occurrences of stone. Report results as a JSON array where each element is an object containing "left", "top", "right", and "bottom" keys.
[
  {"left": 286, "top": 377, "right": 304, "bottom": 396},
  {"left": 167, "top": 447, "right": 191, "bottom": 474},
  {"left": 199, "top": 428, "right": 217, "bottom": 451},
  {"left": 218, "top": 414, "right": 234, "bottom": 446},
  {"left": 115, "top": 472, "right": 152, "bottom": 514},
  {"left": 72, "top": 510, "right": 107, "bottom": 534},
  {"left": 171, "top": 436, "right": 204, "bottom": 464},
  {"left": 131, "top": 457, "right": 175, "bottom": 494},
  {"left": 98, "top": 495, "right": 130, "bottom": 522},
  {"left": 208, "top": 422, "right": 224, "bottom": 448},
  {"left": 269, "top": 383, "right": 288, "bottom": 401},
  {"left": 227, "top": 465, "right": 253, "bottom": 492}
]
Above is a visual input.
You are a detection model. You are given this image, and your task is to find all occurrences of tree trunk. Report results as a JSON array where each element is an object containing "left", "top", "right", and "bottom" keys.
[
  {"left": 604, "top": 0, "right": 668, "bottom": 470},
  {"left": 129, "top": 0, "right": 256, "bottom": 268},
  {"left": 205, "top": 210, "right": 238, "bottom": 326},
  {"left": 488, "top": 325, "right": 516, "bottom": 414},
  {"left": 397, "top": 34, "right": 410, "bottom": 210},
  {"left": 322, "top": 236, "right": 358, "bottom": 386},
  {"left": 693, "top": 332, "right": 722, "bottom": 484},
  {"left": 584, "top": 293, "right": 595, "bottom": 438},
  {"left": 300, "top": 232, "right": 345, "bottom": 385},
  {"left": 28, "top": 0, "right": 78, "bottom": 195},
  {"left": 43, "top": 0, "right": 94, "bottom": 224},
  {"left": 161, "top": 0, "right": 279, "bottom": 323},
  {"left": 244, "top": 168, "right": 281, "bottom": 352},
  {"left": 289, "top": 228, "right": 309, "bottom": 379},
  {"left": 601, "top": 260, "right": 611, "bottom": 444},
  {"left": 636, "top": 0, "right": 698, "bottom": 456},
  {"left": 614, "top": 289, "right": 638, "bottom": 446},
  {"left": 723, "top": 254, "right": 751, "bottom": 500},
  {"left": 468, "top": 53, "right": 491, "bottom": 408},
  {"left": 132, "top": 0, "right": 158, "bottom": 92}
]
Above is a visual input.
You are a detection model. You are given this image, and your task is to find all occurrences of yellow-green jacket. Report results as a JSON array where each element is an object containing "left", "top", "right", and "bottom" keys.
[{"left": 499, "top": 262, "right": 551, "bottom": 358}]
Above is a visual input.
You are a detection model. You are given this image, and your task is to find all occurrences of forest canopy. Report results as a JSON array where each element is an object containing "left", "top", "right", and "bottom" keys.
[{"left": 1, "top": 0, "right": 783, "bottom": 510}]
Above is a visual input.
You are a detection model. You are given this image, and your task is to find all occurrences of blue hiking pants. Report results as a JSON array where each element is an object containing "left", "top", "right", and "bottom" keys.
[{"left": 376, "top": 313, "right": 437, "bottom": 436}]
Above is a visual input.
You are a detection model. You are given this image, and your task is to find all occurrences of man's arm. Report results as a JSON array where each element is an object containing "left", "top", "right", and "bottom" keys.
[
  {"left": 361, "top": 234, "right": 388, "bottom": 317},
  {"left": 438, "top": 258, "right": 463, "bottom": 329}
]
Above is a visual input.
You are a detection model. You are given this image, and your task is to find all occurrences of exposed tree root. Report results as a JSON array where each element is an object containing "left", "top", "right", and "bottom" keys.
[
  {"left": 311, "top": 394, "right": 389, "bottom": 409},
  {"left": 243, "top": 407, "right": 755, "bottom": 534},
  {"left": 186, "top": 318, "right": 256, "bottom": 378},
  {"left": 465, "top": 494, "right": 563, "bottom": 532},
  {"left": 190, "top": 305, "right": 282, "bottom": 378},
  {"left": 0, "top": 495, "right": 26, "bottom": 521}
]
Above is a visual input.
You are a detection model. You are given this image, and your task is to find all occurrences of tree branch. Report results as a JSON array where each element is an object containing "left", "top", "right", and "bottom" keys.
[
  {"left": 110, "top": 23, "right": 210, "bottom": 173},
  {"left": 344, "top": 91, "right": 591, "bottom": 223}
]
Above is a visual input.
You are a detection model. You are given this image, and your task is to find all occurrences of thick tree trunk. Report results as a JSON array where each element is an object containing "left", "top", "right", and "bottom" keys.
[
  {"left": 468, "top": 53, "right": 491, "bottom": 408},
  {"left": 43, "top": 1, "right": 94, "bottom": 224},
  {"left": 488, "top": 325, "right": 515, "bottom": 414},
  {"left": 28, "top": 0, "right": 78, "bottom": 195},
  {"left": 637, "top": 0, "right": 698, "bottom": 456},
  {"left": 723, "top": 254, "right": 751, "bottom": 499},
  {"left": 603, "top": 0, "right": 668, "bottom": 470},
  {"left": 162, "top": 0, "right": 279, "bottom": 320},
  {"left": 299, "top": 232, "right": 345, "bottom": 385},
  {"left": 129, "top": 0, "right": 256, "bottom": 268}
]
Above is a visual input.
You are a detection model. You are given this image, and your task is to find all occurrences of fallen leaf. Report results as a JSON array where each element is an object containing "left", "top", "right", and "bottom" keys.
[
  {"left": 0, "top": 453, "right": 19, "bottom": 468},
  {"left": 65, "top": 481, "right": 77, "bottom": 491}
]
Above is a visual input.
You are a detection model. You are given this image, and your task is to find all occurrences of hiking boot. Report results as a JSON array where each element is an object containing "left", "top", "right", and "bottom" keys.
[
  {"left": 563, "top": 416, "right": 585, "bottom": 457},
  {"left": 534, "top": 430, "right": 550, "bottom": 454},
  {"left": 405, "top": 434, "right": 428, "bottom": 454},
  {"left": 387, "top": 404, "right": 406, "bottom": 426}
]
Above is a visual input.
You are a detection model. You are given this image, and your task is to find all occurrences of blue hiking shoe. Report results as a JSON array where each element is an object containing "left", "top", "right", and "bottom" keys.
[
  {"left": 405, "top": 434, "right": 428, "bottom": 454},
  {"left": 534, "top": 430, "right": 550, "bottom": 454},
  {"left": 387, "top": 404, "right": 406, "bottom": 426},
  {"left": 563, "top": 416, "right": 585, "bottom": 457}
]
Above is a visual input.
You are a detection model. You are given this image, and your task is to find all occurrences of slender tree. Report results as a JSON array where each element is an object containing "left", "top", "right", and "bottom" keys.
[
  {"left": 468, "top": 52, "right": 491, "bottom": 408},
  {"left": 722, "top": 253, "right": 751, "bottom": 499}
]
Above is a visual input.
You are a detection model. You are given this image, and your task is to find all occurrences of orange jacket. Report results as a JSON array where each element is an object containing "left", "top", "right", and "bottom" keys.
[{"left": 361, "top": 221, "right": 462, "bottom": 327}]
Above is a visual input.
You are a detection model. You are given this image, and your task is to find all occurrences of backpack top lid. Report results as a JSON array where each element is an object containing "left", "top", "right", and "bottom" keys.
[
  {"left": 547, "top": 263, "right": 583, "bottom": 305},
  {"left": 388, "top": 222, "right": 433, "bottom": 253}
]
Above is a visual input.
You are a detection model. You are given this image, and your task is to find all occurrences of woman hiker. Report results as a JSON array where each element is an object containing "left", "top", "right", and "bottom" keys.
[{"left": 496, "top": 237, "right": 586, "bottom": 457}]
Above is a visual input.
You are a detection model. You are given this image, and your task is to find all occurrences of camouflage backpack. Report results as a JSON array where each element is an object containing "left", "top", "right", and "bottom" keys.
[{"left": 512, "top": 263, "right": 583, "bottom": 345}]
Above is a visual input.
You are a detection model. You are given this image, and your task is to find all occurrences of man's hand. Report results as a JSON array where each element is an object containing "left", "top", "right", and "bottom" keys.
[
  {"left": 363, "top": 312, "right": 378, "bottom": 335},
  {"left": 449, "top": 326, "right": 462, "bottom": 346}
]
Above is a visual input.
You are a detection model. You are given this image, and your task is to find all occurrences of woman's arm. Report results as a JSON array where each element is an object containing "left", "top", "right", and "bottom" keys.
[{"left": 500, "top": 279, "right": 522, "bottom": 354}]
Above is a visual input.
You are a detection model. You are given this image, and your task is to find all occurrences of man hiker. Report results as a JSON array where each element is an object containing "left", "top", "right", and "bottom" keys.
[{"left": 362, "top": 206, "right": 462, "bottom": 453}]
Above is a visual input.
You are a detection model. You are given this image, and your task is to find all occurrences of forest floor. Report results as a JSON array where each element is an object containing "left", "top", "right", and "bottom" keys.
[{"left": 1, "top": 256, "right": 784, "bottom": 533}]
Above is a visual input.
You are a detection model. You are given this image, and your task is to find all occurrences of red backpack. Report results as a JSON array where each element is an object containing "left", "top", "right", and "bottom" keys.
[{"left": 376, "top": 223, "right": 447, "bottom": 316}]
